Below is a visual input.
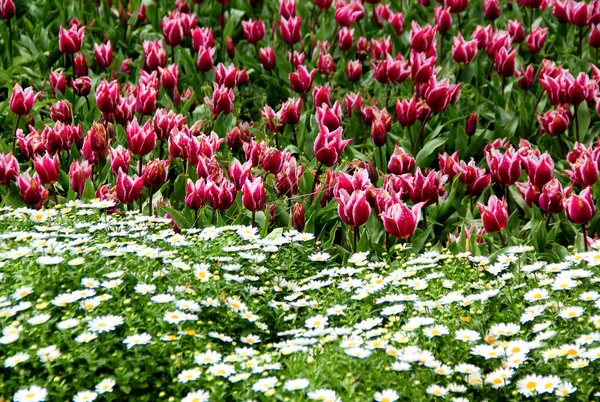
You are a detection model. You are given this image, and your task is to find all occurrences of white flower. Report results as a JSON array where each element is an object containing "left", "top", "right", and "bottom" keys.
[
  {"left": 75, "top": 332, "right": 97, "bottom": 343},
  {"left": 305, "top": 315, "right": 328, "bottom": 329},
  {"left": 554, "top": 381, "right": 577, "bottom": 397},
  {"left": 27, "top": 314, "right": 51, "bottom": 325},
  {"left": 307, "top": 389, "right": 340, "bottom": 401},
  {"left": 13, "top": 385, "right": 48, "bottom": 402},
  {"left": 95, "top": 378, "right": 116, "bottom": 394},
  {"left": 455, "top": 329, "right": 481, "bottom": 342},
  {"left": 72, "top": 390, "right": 98, "bottom": 402},
  {"left": 134, "top": 283, "right": 156, "bottom": 295},
  {"left": 283, "top": 378, "right": 309, "bottom": 391},
  {"left": 87, "top": 315, "right": 123, "bottom": 333},
  {"left": 12, "top": 286, "right": 33, "bottom": 300},
  {"left": 426, "top": 385, "right": 448, "bottom": 397},
  {"left": 57, "top": 318, "right": 80, "bottom": 330},
  {"left": 123, "top": 333, "right": 152, "bottom": 349},
  {"left": 36, "top": 345, "right": 61, "bottom": 363},
  {"left": 558, "top": 306, "right": 584, "bottom": 319},
  {"left": 374, "top": 389, "right": 399, "bottom": 402},
  {"left": 177, "top": 369, "right": 202, "bottom": 383},
  {"left": 181, "top": 390, "right": 210, "bottom": 402},
  {"left": 208, "top": 363, "right": 236, "bottom": 377},
  {"left": 194, "top": 351, "right": 222, "bottom": 365},
  {"left": 37, "top": 256, "right": 64, "bottom": 265},
  {"left": 5, "top": 352, "right": 30, "bottom": 368},
  {"left": 309, "top": 252, "right": 331, "bottom": 262},
  {"left": 516, "top": 374, "right": 543, "bottom": 397},
  {"left": 252, "top": 376, "right": 278, "bottom": 393}
]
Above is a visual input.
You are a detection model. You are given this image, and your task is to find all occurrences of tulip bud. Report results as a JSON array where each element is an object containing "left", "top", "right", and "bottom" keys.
[
  {"left": 71, "top": 76, "right": 92, "bottom": 97},
  {"left": 10, "top": 83, "right": 41, "bottom": 116},
  {"left": 466, "top": 112, "right": 478, "bottom": 135},
  {"left": 564, "top": 187, "right": 595, "bottom": 225},
  {"left": 94, "top": 41, "right": 113, "bottom": 69},
  {"left": 380, "top": 201, "right": 423, "bottom": 239},
  {"left": 292, "top": 202, "right": 305, "bottom": 231},
  {"left": 539, "top": 178, "right": 564, "bottom": 214},
  {"left": 69, "top": 160, "right": 92, "bottom": 195},
  {"left": 0, "top": 0, "right": 15, "bottom": 20},
  {"left": 434, "top": 7, "right": 452, "bottom": 34},
  {"left": 49, "top": 71, "right": 67, "bottom": 95},
  {"left": 0, "top": 152, "right": 19, "bottom": 185},
  {"left": 50, "top": 100, "right": 72, "bottom": 123},
  {"left": 477, "top": 195, "right": 508, "bottom": 233},
  {"left": 242, "top": 177, "right": 266, "bottom": 212},
  {"left": 259, "top": 47, "right": 276, "bottom": 70},
  {"left": 388, "top": 145, "right": 415, "bottom": 175},
  {"left": 72, "top": 53, "right": 88, "bottom": 77},
  {"left": 335, "top": 189, "right": 371, "bottom": 227},
  {"left": 17, "top": 172, "right": 48, "bottom": 209},
  {"left": 58, "top": 24, "right": 85, "bottom": 54},
  {"left": 159, "top": 64, "right": 179, "bottom": 92}
]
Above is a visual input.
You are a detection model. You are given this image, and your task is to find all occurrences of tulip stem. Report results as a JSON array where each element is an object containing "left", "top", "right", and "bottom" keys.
[
  {"left": 171, "top": 46, "right": 175, "bottom": 65},
  {"left": 212, "top": 207, "right": 216, "bottom": 224},
  {"left": 582, "top": 224, "right": 589, "bottom": 252},
  {"left": 291, "top": 124, "right": 298, "bottom": 147},
  {"left": 379, "top": 146, "right": 386, "bottom": 173},
  {"left": 311, "top": 162, "right": 323, "bottom": 198},
  {"left": 12, "top": 115, "right": 21, "bottom": 154},
  {"left": 138, "top": 157, "right": 143, "bottom": 176},
  {"left": 148, "top": 186, "right": 153, "bottom": 216},
  {"left": 8, "top": 18, "right": 13, "bottom": 65},
  {"left": 353, "top": 226, "right": 359, "bottom": 252},
  {"left": 545, "top": 213, "right": 552, "bottom": 231},
  {"left": 413, "top": 111, "right": 431, "bottom": 155},
  {"left": 195, "top": 209, "right": 199, "bottom": 228},
  {"left": 497, "top": 230, "right": 507, "bottom": 248},
  {"left": 251, "top": 211, "right": 256, "bottom": 228},
  {"left": 457, "top": 13, "right": 462, "bottom": 32},
  {"left": 574, "top": 104, "right": 580, "bottom": 143},
  {"left": 579, "top": 26, "right": 583, "bottom": 58}
]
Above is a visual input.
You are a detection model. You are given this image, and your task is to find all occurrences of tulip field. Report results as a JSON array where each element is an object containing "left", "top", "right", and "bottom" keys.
[{"left": 3, "top": 0, "right": 600, "bottom": 399}]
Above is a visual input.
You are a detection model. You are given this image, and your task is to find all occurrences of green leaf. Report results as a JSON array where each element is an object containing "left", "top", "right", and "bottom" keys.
[
  {"left": 577, "top": 102, "right": 591, "bottom": 143},
  {"left": 157, "top": 205, "right": 193, "bottom": 230},
  {"left": 415, "top": 138, "right": 447, "bottom": 168},
  {"left": 81, "top": 179, "right": 95, "bottom": 201}
]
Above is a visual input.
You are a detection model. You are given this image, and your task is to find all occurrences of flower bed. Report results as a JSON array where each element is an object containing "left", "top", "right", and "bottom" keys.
[{"left": 1, "top": 204, "right": 600, "bottom": 401}]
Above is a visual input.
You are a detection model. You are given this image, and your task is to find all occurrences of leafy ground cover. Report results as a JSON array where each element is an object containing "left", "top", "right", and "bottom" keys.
[{"left": 1, "top": 204, "right": 600, "bottom": 401}]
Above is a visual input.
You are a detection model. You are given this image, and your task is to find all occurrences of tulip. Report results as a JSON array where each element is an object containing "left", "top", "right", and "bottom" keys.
[
  {"left": 346, "top": 60, "right": 362, "bottom": 84},
  {"left": 388, "top": 146, "right": 415, "bottom": 175},
  {"left": 17, "top": 172, "right": 48, "bottom": 209},
  {"left": 291, "top": 203, "right": 305, "bottom": 231},
  {"left": 126, "top": 117, "right": 156, "bottom": 158},
  {"left": 0, "top": 0, "right": 15, "bottom": 20},
  {"left": 478, "top": 195, "right": 508, "bottom": 235},
  {"left": 523, "top": 153, "right": 554, "bottom": 187},
  {"left": 94, "top": 41, "right": 113, "bottom": 69},
  {"left": 242, "top": 177, "right": 266, "bottom": 226},
  {"left": 516, "top": 181, "right": 540, "bottom": 207},
  {"left": 485, "top": 147, "right": 522, "bottom": 187},
  {"left": 33, "top": 152, "right": 59, "bottom": 185},
  {"left": 116, "top": 170, "right": 145, "bottom": 204},
  {"left": 424, "top": 77, "right": 462, "bottom": 113},
  {"left": 72, "top": 52, "right": 88, "bottom": 77},
  {"left": 494, "top": 47, "right": 516, "bottom": 78},
  {"left": 196, "top": 45, "right": 216, "bottom": 72},
  {"left": 338, "top": 27, "right": 354, "bottom": 51},
  {"left": 410, "top": 50, "right": 436, "bottom": 84},
  {"left": 525, "top": 26, "right": 548, "bottom": 54},
  {"left": 396, "top": 97, "right": 418, "bottom": 126},
  {"left": 205, "top": 83, "right": 234, "bottom": 115},
  {"left": 143, "top": 158, "right": 170, "bottom": 189},
  {"left": 280, "top": 16, "right": 301, "bottom": 46},
  {"left": 275, "top": 157, "right": 303, "bottom": 196},
  {"left": 451, "top": 33, "right": 478, "bottom": 65},
  {"left": 95, "top": 79, "right": 120, "bottom": 115},
  {"left": 162, "top": 16, "right": 184, "bottom": 48},
  {"left": 507, "top": 20, "right": 525, "bottom": 43},
  {"left": 569, "top": 1, "right": 592, "bottom": 27},
  {"left": 186, "top": 178, "right": 206, "bottom": 211},
  {"left": 516, "top": 65, "right": 535, "bottom": 90},
  {"left": 159, "top": 64, "right": 179, "bottom": 92},
  {"left": 313, "top": 86, "right": 332, "bottom": 108},
  {"left": 114, "top": 95, "right": 136, "bottom": 125},
  {"left": 205, "top": 178, "right": 237, "bottom": 212},
  {"left": 289, "top": 65, "right": 315, "bottom": 95},
  {"left": 142, "top": 40, "right": 167, "bottom": 71},
  {"left": 261, "top": 147, "right": 284, "bottom": 175},
  {"left": 380, "top": 201, "right": 423, "bottom": 239},
  {"left": 410, "top": 21, "right": 437, "bottom": 53},
  {"left": 0, "top": 152, "right": 19, "bottom": 186},
  {"left": 446, "top": 0, "right": 468, "bottom": 13},
  {"left": 434, "top": 7, "right": 452, "bottom": 34},
  {"left": 58, "top": 24, "right": 85, "bottom": 54},
  {"left": 136, "top": 84, "right": 157, "bottom": 116},
  {"left": 335, "top": 0, "right": 365, "bottom": 27},
  {"left": 69, "top": 160, "right": 91, "bottom": 195},
  {"left": 371, "top": 108, "right": 392, "bottom": 147},
  {"left": 259, "top": 47, "right": 276, "bottom": 70},
  {"left": 537, "top": 106, "right": 570, "bottom": 136},
  {"left": 344, "top": 93, "right": 363, "bottom": 117},
  {"left": 71, "top": 76, "right": 92, "bottom": 97},
  {"left": 438, "top": 151, "right": 460, "bottom": 180},
  {"left": 566, "top": 157, "right": 599, "bottom": 188},
  {"left": 49, "top": 71, "right": 67, "bottom": 95},
  {"left": 280, "top": 98, "right": 302, "bottom": 126},
  {"left": 409, "top": 168, "right": 443, "bottom": 206},
  {"left": 539, "top": 178, "right": 564, "bottom": 215},
  {"left": 242, "top": 18, "right": 265, "bottom": 44},
  {"left": 108, "top": 145, "right": 131, "bottom": 175},
  {"left": 280, "top": 0, "right": 296, "bottom": 19},
  {"left": 314, "top": 124, "right": 352, "bottom": 168},
  {"left": 317, "top": 52, "right": 335, "bottom": 77},
  {"left": 10, "top": 83, "right": 41, "bottom": 116},
  {"left": 356, "top": 36, "right": 370, "bottom": 59},
  {"left": 334, "top": 169, "right": 371, "bottom": 197},
  {"left": 483, "top": 0, "right": 501, "bottom": 19},
  {"left": 50, "top": 100, "right": 72, "bottom": 123},
  {"left": 564, "top": 187, "right": 595, "bottom": 250},
  {"left": 590, "top": 24, "right": 600, "bottom": 48}
]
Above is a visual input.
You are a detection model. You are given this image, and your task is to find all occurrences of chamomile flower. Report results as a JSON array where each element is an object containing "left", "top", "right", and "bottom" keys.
[
  {"left": 283, "top": 378, "right": 309, "bottom": 391},
  {"left": 123, "top": 333, "right": 152, "bottom": 349},
  {"left": 72, "top": 390, "right": 97, "bottom": 402},
  {"left": 13, "top": 385, "right": 48, "bottom": 402},
  {"left": 181, "top": 390, "right": 210, "bottom": 402},
  {"left": 373, "top": 389, "right": 399, "bottom": 402}
]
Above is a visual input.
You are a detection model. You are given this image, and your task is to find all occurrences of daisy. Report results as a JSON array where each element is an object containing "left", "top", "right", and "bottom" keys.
[
  {"left": 181, "top": 390, "right": 210, "bottom": 402},
  {"left": 554, "top": 381, "right": 577, "bottom": 397},
  {"left": 305, "top": 315, "right": 328, "bottom": 329},
  {"left": 423, "top": 325, "right": 449, "bottom": 338},
  {"left": 13, "top": 385, "right": 48, "bottom": 402},
  {"left": 537, "top": 376, "right": 561, "bottom": 394},
  {"left": 426, "top": 385, "right": 448, "bottom": 397},
  {"left": 309, "top": 252, "right": 331, "bottom": 262},
  {"left": 307, "top": 389, "right": 340, "bottom": 401},
  {"left": 208, "top": 363, "right": 236, "bottom": 377},
  {"left": 12, "top": 286, "right": 33, "bottom": 300},
  {"left": 75, "top": 332, "right": 98, "bottom": 343},
  {"left": 283, "top": 378, "right": 309, "bottom": 391},
  {"left": 455, "top": 329, "right": 481, "bottom": 342},
  {"left": 558, "top": 306, "right": 584, "bottom": 319},
  {"left": 373, "top": 389, "right": 399, "bottom": 402},
  {"left": 123, "top": 333, "right": 152, "bottom": 349},
  {"left": 524, "top": 288, "right": 549, "bottom": 302},
  {"left": 5, "top": 352, "right": 30, "bottom": 368},
  {"left": 177, "top": 369, "right": 202, "bottom": 383},
  {"left": 516, "top": 374, "right": 542, "bottom": 397},
  {"left": 72, "top": 390, "right": 98, "bottom": 402},
  {"left": 27, "top": 314, "right": 51, "bottom": 325},
  {"left": 95, "top": 378, "right": 116, "bottom": 394},
  {"left": 87, "top": 315, "right": 123, "bottom": 333},
  {"left": 252, "top": 376, "right": 278, "bottom": 393}
]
